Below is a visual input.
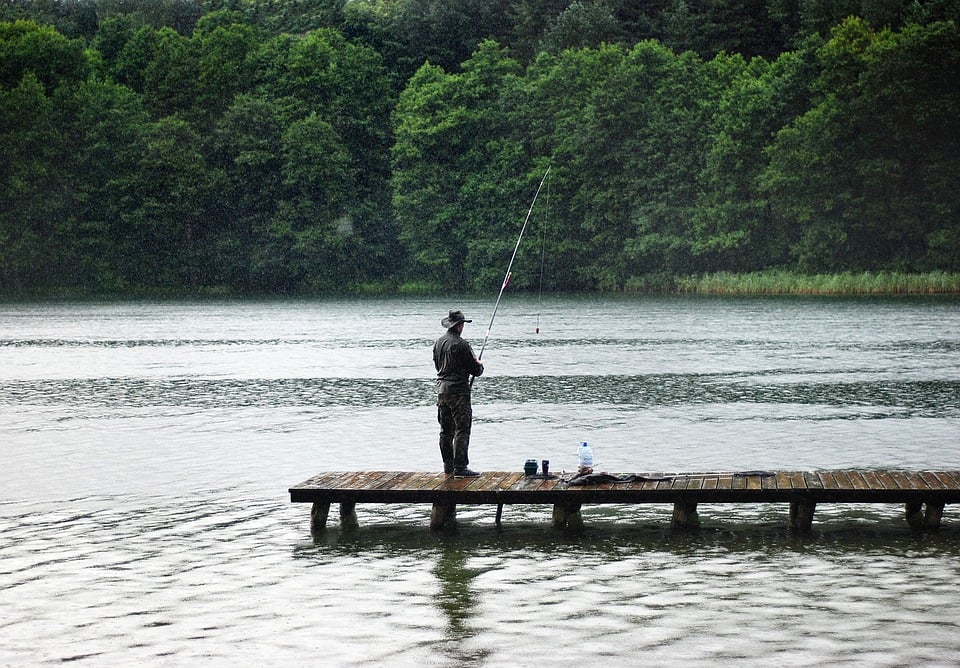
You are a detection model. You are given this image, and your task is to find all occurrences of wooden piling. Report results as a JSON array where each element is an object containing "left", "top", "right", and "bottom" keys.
[
  {"left": 906, "top": 501, "right": 945, "bottom": 530},
  {"left": 430, "top": 503, "right": 457, "bottom": 531},
  {"left": 671, "top": 501, "right": 700, "bottom": 529},
  {"left": 552, "top": 503, "right": 583, "bottom": 530},
  {"left": 310, "top": 501, "right": 330, "bottom": 534},
  {"left": 789, "top": 499, "right": 816, "bottom": 531},
  {"left": 340, "top": 501, "right": 359, "bottom": 532},
  {"left": 310, "top": 501, "right": 359, "bottom": 533},
  {"left": 925, "top": 502, "right": 945, "bottom": 529}
]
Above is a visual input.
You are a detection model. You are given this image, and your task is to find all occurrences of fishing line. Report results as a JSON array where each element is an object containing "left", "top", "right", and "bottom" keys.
[
  {"left": 472, "top": 165, "right": 552, "bottom": 385},
  {"left": 535, "top": 172, "right": 550, "bottom": 335}
]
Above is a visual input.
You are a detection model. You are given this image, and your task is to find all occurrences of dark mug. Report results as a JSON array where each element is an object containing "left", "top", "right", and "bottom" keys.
[{"left": 541, "top": 460, "right": 549, "bottom": 476}]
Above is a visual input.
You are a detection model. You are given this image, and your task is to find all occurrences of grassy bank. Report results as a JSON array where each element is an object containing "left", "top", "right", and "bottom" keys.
[
  {"left": 668, "top": 271, "right": 960, "bottom": 295},
  {"left": 5, "top": 271, "right": 959, "bottom": 300}
]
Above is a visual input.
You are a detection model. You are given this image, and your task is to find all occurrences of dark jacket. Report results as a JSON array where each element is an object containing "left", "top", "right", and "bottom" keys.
[{"left": 433, "top": 329, "right": 483, "bottom": 394}]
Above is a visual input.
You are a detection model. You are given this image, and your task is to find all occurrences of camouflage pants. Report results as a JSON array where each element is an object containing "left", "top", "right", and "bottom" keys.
[{"left": 437, "top": 393, "right": 472, "bottom": 472}]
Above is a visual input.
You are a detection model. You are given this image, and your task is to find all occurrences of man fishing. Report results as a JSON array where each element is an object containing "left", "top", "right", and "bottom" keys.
[{"left": 434, "top": 309, "right": 484, "bottom": 477}]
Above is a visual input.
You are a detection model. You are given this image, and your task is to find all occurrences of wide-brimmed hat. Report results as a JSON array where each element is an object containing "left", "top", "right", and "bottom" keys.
[{"left": 441, "top": 309, "right": 472, "bottom": 328}]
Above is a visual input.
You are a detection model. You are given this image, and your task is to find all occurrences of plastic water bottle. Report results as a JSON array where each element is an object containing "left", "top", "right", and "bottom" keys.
[{"left": 578, "top": 441, "right": 594, "bottom": 474}]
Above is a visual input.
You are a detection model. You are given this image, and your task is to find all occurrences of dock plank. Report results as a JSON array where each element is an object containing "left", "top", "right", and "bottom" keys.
[
  {"left": 921, "top": 471, "right": 949, "bottom": 490},
  {"left": 876, "top": 470, "right": 898, "bottom": 491},
  {"left": 938, "top": 471, "right": 960, "bottom": 489},
  {"left": 761, "top": 473, "right": 778, "bottom": 491},
  {"left": 847, "top": 471, "right": 869, "bottom": 491},
  {"left": 888, "top": 470, "right": 914, "bottom": 491},
  {"left": 861, "top": 470, "right": 882, "bottom": 490},
  {"left": 396, "top": 472, "right": 438, "bottom": 491},
  {"left": 820, "top": 471, "right": 839, "bottom": 490},
  {"left": 786, "top": 471, "right": 803, "bottom": 490}
]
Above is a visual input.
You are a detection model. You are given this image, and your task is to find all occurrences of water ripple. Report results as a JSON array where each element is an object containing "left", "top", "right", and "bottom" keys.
[{"left": 1, "top": 376, "right": 956, "bottom": 417}]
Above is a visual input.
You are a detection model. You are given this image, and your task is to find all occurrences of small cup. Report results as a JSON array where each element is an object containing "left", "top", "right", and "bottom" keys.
[{"left": 541, "top": 460, "right": 549, "bottom": 476}]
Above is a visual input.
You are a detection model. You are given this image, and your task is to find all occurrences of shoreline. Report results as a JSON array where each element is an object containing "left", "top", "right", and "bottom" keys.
[{"left": 3, "top": 271, "right": 959, "bottom": 300}]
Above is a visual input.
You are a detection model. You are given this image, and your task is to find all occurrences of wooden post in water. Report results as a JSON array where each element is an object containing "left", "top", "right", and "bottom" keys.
[
  {"left": 906, "top": 501, "right": 945, "bottom": 530},
  {"left": 310, "top": 501, "right": 359, "bottom": 532},
  {"left": 924, "top": 502, "right": 945, "bottom": 529},
  {"left": 430, "top": 503, "right": 457, "bottom": 531},
  {"left": 311, "top": 502, "right": 331, "bottom": 534},
  {"left": 789, "top": 499, "right": 816, "bottom": 531},
  {"left": 671, "top": 501, "right": 700, "bottom": 529},
  {"left": 340, "top": 501, "right": 359, "bottom": 531},
  {"left": 552, "top": 503, "right": 583, "bottom": 530}
]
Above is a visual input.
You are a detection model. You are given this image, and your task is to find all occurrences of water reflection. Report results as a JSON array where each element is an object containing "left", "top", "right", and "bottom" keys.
[{"left": 433, "top": 542, "right": 488, "bottom": 665}]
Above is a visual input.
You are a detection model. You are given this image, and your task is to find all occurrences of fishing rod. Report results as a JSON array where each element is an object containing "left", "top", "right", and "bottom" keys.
[{"left": 471, "top": 165, "right": 551, "bottom": 385}]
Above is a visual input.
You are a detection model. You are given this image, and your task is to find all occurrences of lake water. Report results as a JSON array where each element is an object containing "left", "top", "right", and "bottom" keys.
[{"left": 2, "top": 295, "right": 959, "bottom": 666}]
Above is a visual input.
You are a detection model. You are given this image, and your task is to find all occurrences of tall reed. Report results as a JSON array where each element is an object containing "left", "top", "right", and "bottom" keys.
[{"left": 669, "top": 271, "right": 960, "bottom": 295}]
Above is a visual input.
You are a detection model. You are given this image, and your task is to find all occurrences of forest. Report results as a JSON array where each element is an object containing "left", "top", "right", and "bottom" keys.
[{"left": 2, "top": 0, "right": 959, "bottom": 294}]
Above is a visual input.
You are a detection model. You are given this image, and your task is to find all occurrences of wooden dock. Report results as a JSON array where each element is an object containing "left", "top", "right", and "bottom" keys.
[{"left": 289, "top": 470, "right": 960, "bottom": 532}]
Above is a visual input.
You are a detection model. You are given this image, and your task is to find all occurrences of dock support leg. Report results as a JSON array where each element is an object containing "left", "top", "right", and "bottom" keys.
[
  {"left": 552, "top": 503, "right": 583, "bottom": 531},
  {"left": 430, "top": 503, "right": 457, "bottom": 531},
  {"left": 310, "top": 502, "right": 331, "bottom": 534},
  {"left": 906, "top": 501, "right": 944, "bottom": 530},
  {"left": 906, "top": 502, "right": 924, "bottom": 529},
  {"left": 789, "top": 499, "right": 816, "bottom": 531},
  {"left": 339, "top": 501, "right": 359, "bottom": 532},
  {"left": 672, "top": 501, "right": 700, "bottom": 529},
  {"left": 495, "top": 503, "right": 503, "bottom": 527},
  {"left": 924, "top": 502, "right": 945, "bottom": 529}
]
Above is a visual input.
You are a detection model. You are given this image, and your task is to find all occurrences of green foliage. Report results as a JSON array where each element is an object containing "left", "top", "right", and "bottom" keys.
[
  {"left": 762, "top": 18, "right": 960, "bottom": 271},
  {"left": 0, "top": 19, "right": 89, "bottom": 92},
  {"left": 1, "top": 4, "right": 959, "bottom": 296},
  {"left": 391, "top": 41, "right": 529, "bottom": 290}
]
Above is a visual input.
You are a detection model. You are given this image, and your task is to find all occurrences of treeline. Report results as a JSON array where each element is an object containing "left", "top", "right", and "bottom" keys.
[{"left": 1, "top": 1, "right": 958, "bottom": 294}]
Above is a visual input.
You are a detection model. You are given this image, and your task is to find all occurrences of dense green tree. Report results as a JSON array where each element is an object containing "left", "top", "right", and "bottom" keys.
[
  {"left": 0, "top": 20, "right": 92, "bottom": 291},
  {"left": 192, "top": 14, "right": 261, "bottom": 122},
  {"left": 267, "top": 111, "right": 357, "bottom": 291},
  {"left": 254, "top": 27, "right": 397, "bottom": 289},
  {"left": 385, "top": 0, "right": 514, "bottom": 73},
  {"left": 692, "top": 47, "right": 817, "bottom": 271},
  {"left": 57, "top": 79, "right": 150, "bottom": 290},
  {"left": 762, "top": 18, "right": 960, "bottom": 270},
  {"left": 141, "top": 26, "right": 198, "bottom": 118},
  {"left": 622, "top": 46, "right": 723, "bottom": 278},
  {"left": 513, "top": 45, "right": 628, "bottom": 289},
  {"left": 110, "top": 24, "right": 161, "bottom": 92},
  {"left": 91, "top": 14, "right": 139, "bottom": 73},
  {"left": 508, "top": 0, "right": 575, "bottom": 61},
  {"left": 0, "top": 19, "right": 88, "bottom": 92},
  {"left": 392, "top": 63, "right": 475, "bottom": 287},
  {"left": 208, "top": 93, "right": 285, "bottom": 290},
  {"left": 121, "top": 116, "right": 209, "bottom": 287},
  {"left": 392, "top": 41, "right": 526, "bottom": 289},
  {"left": 0, "top": 72, "right": 60, "bottom": 291},
  {"left": 539, "top": 1, "right": 625, "bottom": 53},
  {"left": 0, "top": 0, "right": 99, "bottom": 39},
  {"left": 99, "top": 0, "right": 204, "bottom": 34}
]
